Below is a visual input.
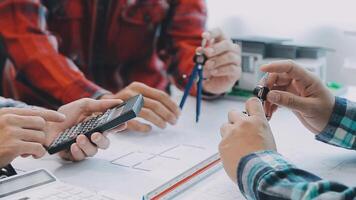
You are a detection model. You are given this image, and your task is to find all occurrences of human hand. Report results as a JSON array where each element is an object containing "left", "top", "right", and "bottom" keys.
[
  {"left": 45, "top": 98, "right": 126, "bottom": 161},
  {"left": 219, "top": 98, "right": 276, "bottom": 182},
  {"left": 199, "top": 28, "right": 241, "bottom": 95},
  {"left": 101, "top": 82, "right": 180, "bottom": 133},
  {"left": 261, "top": 60, "right": 335, "bottom": 134},
  {"left": 0, "top": 107, "right": 65, "bottom": 167}
]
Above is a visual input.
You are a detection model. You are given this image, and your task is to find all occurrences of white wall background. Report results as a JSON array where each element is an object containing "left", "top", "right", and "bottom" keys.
[{"left": 206, "top": 0, "right": 356, "bottom": 85}]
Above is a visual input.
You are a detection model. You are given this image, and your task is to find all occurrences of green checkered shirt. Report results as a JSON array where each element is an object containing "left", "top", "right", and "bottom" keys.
[{"left": 238, "top": 97, "right": 356, "bottom": 200}]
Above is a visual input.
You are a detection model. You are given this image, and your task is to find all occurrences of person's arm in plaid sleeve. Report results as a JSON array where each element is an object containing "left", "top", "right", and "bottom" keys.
[
  {"left": 0, "top": 0, "right": 108, "bottom": 104},
  {"left": 220, "top": 98, "right": 356, "bottom": 200},
  {"left": 218, "top": 61, "right": 356, "bottom": 199},
  {"left": 161, "top": 1, "right": 241, "bottom": 96},
  {"left": 316, "top": 97, "right": 356, "bottom": 149},
  {"left": 238, "top": 150, "right": 356, "bottom": 200}
]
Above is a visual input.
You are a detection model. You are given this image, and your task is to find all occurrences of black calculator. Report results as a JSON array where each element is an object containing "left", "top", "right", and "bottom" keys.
[{"left": 47, "top": 94, "right": 144, "bottom": 154}]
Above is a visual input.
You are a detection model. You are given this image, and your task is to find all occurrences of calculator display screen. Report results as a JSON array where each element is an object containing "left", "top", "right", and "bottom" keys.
[
  {"left": 0, "top": 169, "right": 56, "bottom": 197},
  {"left": 103, "top": 106, "right": 124, "bottom": 123}
]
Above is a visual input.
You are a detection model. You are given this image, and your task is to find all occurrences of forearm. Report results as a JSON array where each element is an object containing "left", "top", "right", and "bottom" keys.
[
  {"left": 316, "top": 97, "right": 356, "bottom": 150},
  {"left": 238, "top": 151, "right": 356, "bottom": 200},
  {"left": 0, "top": 0, "right": 108, "bottom": 104}
]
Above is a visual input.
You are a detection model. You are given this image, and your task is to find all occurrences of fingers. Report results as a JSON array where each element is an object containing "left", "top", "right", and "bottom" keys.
[
  {"left": 60, "top": 140, "right": 95, "bottom": 162},
  {"left": 75, "top": 135, "right": 98, "bottom": 157},
  {"left": 91, "top": 132, "right": 110, "bottom": 150},
  {"left": 31, "top": 107, "right": 66, "bottom": 122},
  {"left": 140, "top": 108, "right": 166, "bottom": 129},
  {"left": 144, "top": 98, "right": 178, "bottom": 125},
  {"left": 127, "top": 120, "right": 152, "bottom": 133},
  {"left": 2, "top": 114, "right": 46, "bottom": 130},
  {"left": 265, "top": 73, "right": 291, "bottom": 89},
  {"left": 205, "top": 52, "right": 240, "bottom": 70},
  {"left": 199, "top": 29, "right": 241, "bottom": 85},
  {"left": 266, "top": 90, "right": 310, "bottom": 112},
  {"left": 260, "top": 60, "right": 314, "bottom": 88},
  {"left": 0, "top": 107, "right": 65, "bottom": 123},
  {"left": 202, "top": 28, "right": 227, "bottom": 42},
  {"left": 227, "top": 110, "right": 244, "bottom": 124},
  {"left": 220, "top": 123, "right": 233, "bottom": 138},
  {"left": 18, "top": 142, "right": 46, "bottom": 159},
  {"left": 264, "top": 101, "right": 277, "bottom": 119},
  {"left": 78, "top": 98, "right": 123, "bottom": 114},
  {"left": 264, "top": 102, "right": 278, "bottom": 120},
  {"left": 66, "top": 135, "right": 104, "bottom": 161},
  {"left": 69, "top": 144, "right": 86, "bottom": 161},
  {"left": 129, "top": 82, "right": 181, "bottom": 117},
  {"left": 203, "top": 41, "right": 240, "bottom": 59},
  {"left": 221, "top": 110, "right": 246, "bottom": 138},
  {"left": 205, "top": 64, "right": 240, "bottom": 77},
  {"left": 106, "top": 123, "right": 127, "bottom": 134},
  {"left": 245, "top": 98, "right": 265, "bottom": 117},
  {"left": 15, "top": 129, "right": 46, "bottom": 144}
]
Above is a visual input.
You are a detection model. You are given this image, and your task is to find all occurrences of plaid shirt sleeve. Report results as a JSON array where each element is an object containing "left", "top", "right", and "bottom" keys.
[
  {"left": 316, "top": 97, "right": 356, "bottom": 149},
  {"left": 237, "top": 97, "right": 356, "bottom": 200},
  {"left": 237, "top": 151, "right": 356, "bottom": 200},
  {"left": 0, "top": 0, "right": 109, "bottom": 104}
]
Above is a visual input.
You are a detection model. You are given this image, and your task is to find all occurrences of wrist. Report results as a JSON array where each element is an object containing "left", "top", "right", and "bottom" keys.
[
  {"left": 316, "top": 95, "right": 339, "bottom": 135},
  {"left": 315, "top": 97, "right": 354, "bottom": 148}
]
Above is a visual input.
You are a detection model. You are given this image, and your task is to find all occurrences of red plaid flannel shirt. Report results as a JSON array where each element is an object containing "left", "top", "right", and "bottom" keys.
[{"left": 0, "top": 0, "right": 206, "bottom": 107}]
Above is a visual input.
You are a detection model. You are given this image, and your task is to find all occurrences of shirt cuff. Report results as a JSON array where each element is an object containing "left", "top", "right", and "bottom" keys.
[
  {"left": 315, "top": 97, "right": 352, "bottom": 148},
  {"left": 237, "top": 150, "right": 295, "bottom": 199}
]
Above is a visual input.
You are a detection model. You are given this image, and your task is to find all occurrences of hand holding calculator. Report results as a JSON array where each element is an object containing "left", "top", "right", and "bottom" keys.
[{"left": 47, "top": 95, "right": 144, "bottom": 154}]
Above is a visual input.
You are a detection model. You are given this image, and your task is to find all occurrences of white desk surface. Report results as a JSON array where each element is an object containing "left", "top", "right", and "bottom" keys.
[{"left": 12, "top": 86, "right": 356, "bottom": 200}]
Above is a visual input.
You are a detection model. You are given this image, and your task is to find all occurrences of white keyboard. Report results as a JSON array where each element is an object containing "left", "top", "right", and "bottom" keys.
[{"left": 0, "top": 169, "right": 118, "bottom": 200}]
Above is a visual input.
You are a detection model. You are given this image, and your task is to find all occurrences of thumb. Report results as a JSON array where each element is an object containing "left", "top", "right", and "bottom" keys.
[
  {"left": 245, "top": 97, "right": 265, "bottom": 117},
  {"left": 267, "top": 90, "right": 309, "bottom": 112}
]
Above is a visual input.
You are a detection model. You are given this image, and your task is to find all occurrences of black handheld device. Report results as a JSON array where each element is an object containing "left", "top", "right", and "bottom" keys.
[
  {"left": 47, "top": 94, "right": 144, "bottom": 154},
  {"left": 253, "top": 85, "right": 270, "bottom": 101}
]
